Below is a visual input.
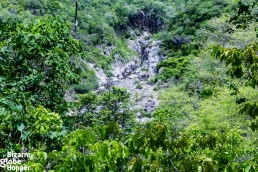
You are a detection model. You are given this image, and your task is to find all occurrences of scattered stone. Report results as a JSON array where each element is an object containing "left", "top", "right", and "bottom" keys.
[
  {"left": 110, "top": 77, "right": 119, "bottom": 83},
  {"left": 136, "top": 112, "right": 142, "bottom": 117},
  {"left": 129, "top": 74, "right": 138, "bottom": 79},
  {"left": 138, "top": 70, "right": 149, "bottom": 80},
  {"left": 144, "top": 100, "right": 156, "bottom": 112}
]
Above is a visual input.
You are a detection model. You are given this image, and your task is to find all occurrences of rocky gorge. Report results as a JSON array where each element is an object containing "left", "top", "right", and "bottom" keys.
[{"left": 88, "top": 31, "right": 165, "bottom": 122}]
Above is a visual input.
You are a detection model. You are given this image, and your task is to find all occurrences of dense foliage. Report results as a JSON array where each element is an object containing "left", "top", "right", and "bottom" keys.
[
  {"left": 0, "top": 0, "right": 258, "bottom": 171},
  {"left": 0, "top": 16, "right": 83, "bottom": 112}
]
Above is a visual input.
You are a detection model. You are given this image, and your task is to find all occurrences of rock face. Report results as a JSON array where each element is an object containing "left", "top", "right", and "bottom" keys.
[
  {"left": 89, "top": 31, "right": 165, "bottom": 122},
  {"left": 128, "top": 11, "right": 164, "bottom": 34}
]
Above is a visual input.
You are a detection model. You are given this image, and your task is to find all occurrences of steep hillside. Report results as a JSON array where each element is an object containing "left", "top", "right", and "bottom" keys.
[{"left": 0, "top": 0, "right": 258, "bottom": 171}]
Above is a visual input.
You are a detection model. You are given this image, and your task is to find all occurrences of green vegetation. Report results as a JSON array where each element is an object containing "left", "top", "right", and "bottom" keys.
[
  {"left": 0, "top": 16, "right": 83, "bottom": 112},
  {"left": 0, "top": 0, "right": 258, "bottom": 171}
]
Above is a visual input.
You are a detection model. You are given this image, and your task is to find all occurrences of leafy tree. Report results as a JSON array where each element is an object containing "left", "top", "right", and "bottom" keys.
[
  {"left": 211, "top": 42, "right": 258, "bottom": 87},
  {"left": 230, "top": 0, "right": 258, "bottom": 28},
  {"left": 0, "top": 16, "right": 83, "bottom": 112},
  {"left": 76, "top": 87, "right": 134, "bottom": 128},
  {"left": 26, "top": 123, "right": 128, "bottom": 171},
  {"left": 112, "top": 3, "right": 129, "bottom": 32},
  {"left": 101, "top": 86, "right": 130, "bottom": 122},
  {"left": 168, "top": 0, "right": 231, "bottom": 35},
  {"left": 24, "top": 120, "right": 258, "bottom": 171},
  {"left": 0, "top": 105, "right": 64, "bottom": 155},
  {"left": 64, "top": 86, "right": 134, "bottom": 130},
  {"left": 211, "top": 39, "right": 258, "bottom": 131}
]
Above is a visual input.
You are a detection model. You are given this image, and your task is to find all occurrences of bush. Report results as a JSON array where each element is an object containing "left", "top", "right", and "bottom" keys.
[{"left": 157, "top": 56, "right": 190, "bottom": 81}]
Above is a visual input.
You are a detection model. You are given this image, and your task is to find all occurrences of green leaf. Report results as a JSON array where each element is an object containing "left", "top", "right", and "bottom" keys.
[{"left": 17, "top": 123, "right": 25, "bottom": 132}]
